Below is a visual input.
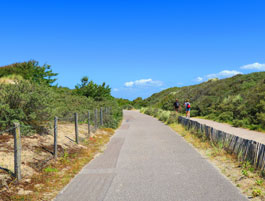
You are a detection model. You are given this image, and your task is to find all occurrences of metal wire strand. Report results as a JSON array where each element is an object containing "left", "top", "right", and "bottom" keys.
[{"left": 0, "top": 126, "right": 17, "bottom": 135}]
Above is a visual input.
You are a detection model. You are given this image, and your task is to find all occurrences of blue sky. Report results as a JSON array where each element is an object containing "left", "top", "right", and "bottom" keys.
[{"left": 0, "top": 0, "right": 265, "bottom": 100}]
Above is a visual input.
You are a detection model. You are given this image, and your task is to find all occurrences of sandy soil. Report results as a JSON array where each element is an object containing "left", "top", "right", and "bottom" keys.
[{"left": 0, "top": 123, "right": 98, "bottom": 188}]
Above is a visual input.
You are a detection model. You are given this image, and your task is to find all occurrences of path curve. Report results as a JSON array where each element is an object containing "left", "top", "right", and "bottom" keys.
[{"left": 55, "top": 110, "right": 247, "bottom": 201}]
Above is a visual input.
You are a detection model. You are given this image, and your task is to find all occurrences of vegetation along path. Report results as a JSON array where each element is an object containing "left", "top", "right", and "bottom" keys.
[{"left": 55, "top": 110, "right": 247, "bottom": 201}]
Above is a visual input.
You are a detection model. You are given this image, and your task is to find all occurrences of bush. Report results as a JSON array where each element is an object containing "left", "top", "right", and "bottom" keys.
[
  {"left": 152, "top": 108, "right": 161, "bottom": 117},
  {"left": 103, "top": 109, "right": 122, "bottom": 128},
  {"left": 74, "top": 76, "right": 112, "bottom": 101},
  {"left": 190, "top": 109, "right": 199, "bottom": 117},
  {"left": 218, "top": 112, "right": 233, "bottom": 122},
  {"left": 232, "top": 119, "right": 244, "bottom": 127},
  {"left": 158, "top": 111, "right": 170, "bottom": 122},
  {"left": 142, "top": 71, "right": 265, "bottom": 131},
  {"left": 144, "top": 108, "right": 154, "bottom": 116},
  {"left": 0, "top": 61, "right": 123, "bottom": 134},
  {"left": 0, "top": 60, "right": 58, "bottom": 86},
  {"left": 123, "top": 104, "right": 133, "bottom": 110},
  {"left": 140, "top": 107, "right": 147, "bottom": 113},
  {"left": 167, "top": 112, "right": 178, "bottom": 124},
  {"left": 52, "top": 87, "right": 94, "bottom": 120},
  {"left": 0, "top": 81, "right": 55, "bottom": 134}
]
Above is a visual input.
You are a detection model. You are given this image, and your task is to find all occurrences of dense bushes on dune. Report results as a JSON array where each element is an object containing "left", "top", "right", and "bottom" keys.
[
  {"left": 0, "top": 61, "right": 123, "bottom": 135},
  {"left": 139, "top": 72, "right": 265, "bottom": 131}
]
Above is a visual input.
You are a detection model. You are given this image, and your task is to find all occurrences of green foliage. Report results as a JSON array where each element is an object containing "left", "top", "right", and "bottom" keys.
[
  {"left": 159, "top": 94, "right": 176, "bottom": 111},
  {"left": 132, "top": 97, "right": 147, "bottom": 109},
  {"left": 256, "top": 179, "right": 263, "bottom": 186},
  {"left": 158, "top": 111, "right": 171, "bottom": 122},
  {"left": 0, "top": 80, "right": 55, "bottom": 134},
  {"left": 142, "top": 72, "right": 265, "bottom": 131},
  {"left": 144, "top": 107, "right": 154, "bottom": 116},
  {"left": 167, "top": 112, "right": 179, "bottom": 124},
  {"left": 218, "top": 112, "right": 233, "bottom": 122},
  {"left": 242, "top": 169, "right": 249, "bottom": 177},
  {"left": 0, "top": 60, "right": 58, "bottom": 86},
  {"left": 116, "top": 98, "right": 134, "bottom": 110},
  {"left": 74, "top": 76, "right": 112, "bottom": 101},
  {"left": 0, "top": 62, "right": 123, "bottom": 135},
  {"left": 44, "top": 167, "right": 58, "bottom": 173},
  {"left": 252, "top": 189, "right": 262, "bottom": 197},
  {"left": 52, "top": 87, "right": 95, "bottom": 120},
  {"left": 103, "top": 105, "right": 123, "bottom": 128}
]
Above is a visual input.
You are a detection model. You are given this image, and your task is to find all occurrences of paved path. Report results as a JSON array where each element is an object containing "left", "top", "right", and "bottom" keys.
[
  {"left": 55, "top": 110, "right": 248, "bottom": 201},
  {"left": 192, "top": 117, "right": 265, "bottom": 144}
]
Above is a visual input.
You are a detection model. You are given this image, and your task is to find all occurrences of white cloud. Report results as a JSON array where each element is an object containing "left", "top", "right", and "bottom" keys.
[
  {"left": 124, "top": 78, "right": 163, "bottom": 87},
  {"left": 219, "top": 70, "right": 242, "bottom": 76},
  {"left": 196, "top": 77, "right": 203, "bottom": 82},
  {"left": 124, "top": 81, "right": 134, "bottom": 87},
  {"left": 113, "top": 88, "right": 119, "bottom": 92},
  {"left": 206, "top": 70, "right": 242, "bottom": 79},
  {"left": 240, "top": 62, "right": 265, "bottom": 70},
  {"left": 196, "top": 70, "right": 242, "bottom": 83}
]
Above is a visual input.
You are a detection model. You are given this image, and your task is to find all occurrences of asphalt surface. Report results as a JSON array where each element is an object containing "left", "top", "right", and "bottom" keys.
[{"left": 55, "top": 110, "right": 248, "bottom": 201}]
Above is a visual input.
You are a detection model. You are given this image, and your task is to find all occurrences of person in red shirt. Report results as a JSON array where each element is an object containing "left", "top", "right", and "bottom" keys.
[{"left": 184, "top": 99, "right": 191, "bottom": 118}]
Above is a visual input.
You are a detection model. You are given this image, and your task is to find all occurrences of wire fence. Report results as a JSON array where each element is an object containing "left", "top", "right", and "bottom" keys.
[{"left": 0, "top": 107, "right": 112, "bottom": 183}]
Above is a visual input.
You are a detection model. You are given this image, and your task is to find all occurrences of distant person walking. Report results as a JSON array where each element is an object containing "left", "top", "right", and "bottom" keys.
[
  {"left": 184, "top": 99, "right": 191, "bottom": 118},
  {"left": 173, "top": 98, "right": 180, "bottom": 113}
]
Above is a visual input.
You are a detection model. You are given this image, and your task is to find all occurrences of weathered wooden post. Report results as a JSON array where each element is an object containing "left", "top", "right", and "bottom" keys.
[
  {"left": 54, "top": 117, "right": 58, "bottom": 159},
  {"left": 100, "top": 108, "right": 103, "bottom": 126},
  {"left": 94, "top": 109, "right": 98, "bottom": 130},
  {"left": 74, "top": 113, "right": 79, "bottom": 144},
  {"left": 13, "top": 122, "right": 21, "bottom": 181},
  {"left": 88, "top": 111, "right": 90, "bottom": 136}
]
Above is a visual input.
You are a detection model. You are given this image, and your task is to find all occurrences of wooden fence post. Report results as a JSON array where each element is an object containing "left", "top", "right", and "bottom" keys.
[
  {"left": 88, "top": 111, "right": 90, "bottom": 136},
  {"left": 94, "top": 109, "right": 98, "bottom": 130},
  {"left": 13, "top": 123, "right": 21, "bottom": 181},
  {"left": 54, "top": 117, "right": 58, "bottom": 159},
  {"left": 74, "top": 113, "right": 79, "bottom": 144},
  {"left": 100, "top": 108, "right": 103, "bottom": 126}
]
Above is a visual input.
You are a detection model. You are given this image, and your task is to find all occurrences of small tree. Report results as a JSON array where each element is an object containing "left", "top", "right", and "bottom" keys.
[
  {"left": 0, "top": 60, "right": 58, "bottom": 86},
  {"left": 75, "top": 76, "right": 112, "bottom": 101}
]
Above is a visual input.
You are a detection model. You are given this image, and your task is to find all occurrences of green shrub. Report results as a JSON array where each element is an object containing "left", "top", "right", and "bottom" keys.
[
  {"left": 140, "top": 107, "right": 147, "bottom": 113},
  {"left": 232, "top": 119, "right": 244, "bottom": 127},
  {"left": 167, "top": 112, "right": 178, "bottom": 124},
  {"left": 0, "top": 60, "right": 58, "bottom": 86},
  {"left": 123, "top": 104, "right": 133, "bottom": 110},
  {"left": 218, "top": 112, "right": 233, "bottom": 122},
  {"left": 144, "top": 108, "right": 154, "bottom": 116},
  {"left": 190, "top": 109, "right": 199, "bottom": 117},
  {"left": 0, "top": 81, "right": 55, "bottom": 134},
  {"left": 158, "top": 111, "right": 170, "bottom": 122},
  {"left": 152, "top": 108, "right": 160, "bottom": 117},
  {"left": 74, "top": 76, "right": 112, "bottom": 101}
]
